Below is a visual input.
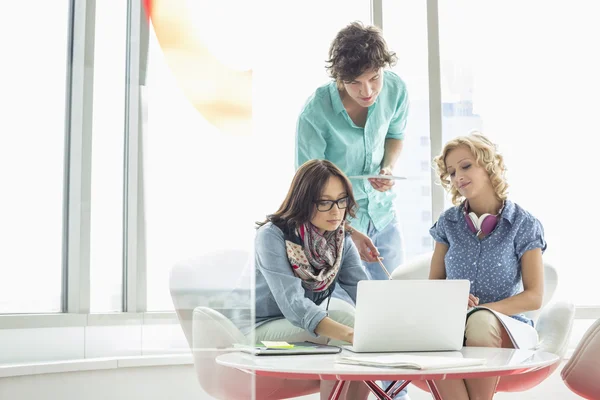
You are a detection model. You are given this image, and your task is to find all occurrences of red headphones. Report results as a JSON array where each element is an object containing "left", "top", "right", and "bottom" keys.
[{"left": 463, "top": 200, "right": 504, "bottom": 236}]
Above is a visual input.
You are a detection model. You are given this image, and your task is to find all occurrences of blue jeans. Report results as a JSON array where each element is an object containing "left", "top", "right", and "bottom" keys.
[
  {"left": 333, "top": 216, "right": 408, "bottom": 399},
  {"left": 362, "top": 216, "right": 404, "bottom": 280}
]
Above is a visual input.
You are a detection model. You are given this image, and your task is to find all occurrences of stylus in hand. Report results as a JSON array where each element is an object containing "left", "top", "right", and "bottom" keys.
[{"left": 377, "top": 257, "right": 392, "bottom": 279}]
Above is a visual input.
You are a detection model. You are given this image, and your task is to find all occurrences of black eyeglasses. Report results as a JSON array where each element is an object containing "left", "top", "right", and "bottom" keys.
[{"left": 314, "top": 196, "right": 349, "bottom": 212}]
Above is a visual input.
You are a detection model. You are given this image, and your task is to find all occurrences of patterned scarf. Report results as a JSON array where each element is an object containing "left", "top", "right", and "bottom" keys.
[{"left": 284, "top": 222, "right": 344, "bottom": 292}]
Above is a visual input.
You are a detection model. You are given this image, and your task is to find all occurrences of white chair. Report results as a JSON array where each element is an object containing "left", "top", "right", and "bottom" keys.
[
  {"left": 390, "top": 251, "right": 575, "bottom": 394},
  {"left": 561, "top": 318, "right": 600, "bottom": 399},
  {"left": 170, "top": 249, "right": 320, "bottom": 399}
]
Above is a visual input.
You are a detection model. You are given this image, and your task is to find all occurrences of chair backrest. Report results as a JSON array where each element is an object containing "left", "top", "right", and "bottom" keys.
[
  {"left": 390, "top": 251, "right": 558, "bottom": 322},
  {"left": 561, "top": 318, "right": 600, "bottom": 399},
  {"left": 169, "top": 249, "right": 251, "bottom": 347},
  {"left": 169, "top": 249, "right": 257, "bottom": 399},
  {"left": 190, "top": 307, "right": 253, "bottom": 399}
]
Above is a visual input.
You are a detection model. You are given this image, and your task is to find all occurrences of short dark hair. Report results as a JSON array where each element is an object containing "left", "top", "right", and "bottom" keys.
[
  {"left": 326, "top": 21, "right": 397, "bottom": 83},
  {"left": 257, "top": 160, "right": 357, "bottom": 230}
]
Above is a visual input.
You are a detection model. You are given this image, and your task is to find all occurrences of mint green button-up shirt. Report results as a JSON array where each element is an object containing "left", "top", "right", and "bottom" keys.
[{"left": 295, "top": 70, "right": 409, "bottom": 234}]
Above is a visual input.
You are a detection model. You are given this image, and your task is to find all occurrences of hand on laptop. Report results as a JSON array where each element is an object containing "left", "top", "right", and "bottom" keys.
[{"left": 468, "top": 294, "right": 480, "bottom": 308}]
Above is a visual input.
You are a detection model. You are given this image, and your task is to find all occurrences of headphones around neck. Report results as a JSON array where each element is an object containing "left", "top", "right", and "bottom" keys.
[{"left": 463, "top": 200, "right": 504, "bottom": 236}]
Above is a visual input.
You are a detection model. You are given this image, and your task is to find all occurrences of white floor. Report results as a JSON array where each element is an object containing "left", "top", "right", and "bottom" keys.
[{"left": 298, "top": 361, "right": 582, "bottom": 399}]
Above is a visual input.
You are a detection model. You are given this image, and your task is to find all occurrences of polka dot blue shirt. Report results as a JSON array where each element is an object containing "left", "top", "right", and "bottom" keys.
[{"left": 429, "top": 200, "right": 547, "bottom": 326}]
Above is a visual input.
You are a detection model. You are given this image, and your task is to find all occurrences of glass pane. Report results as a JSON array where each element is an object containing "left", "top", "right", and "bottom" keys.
[
  {"left": 89, "top": 0, "right": 127, "bottom": 312},
  {"left": 252, "top": 0, "right": 373, "bottom": 229},
  {"left": 0, "top": 1, "right": 70, "bottom": 313},
  {"left": 145, "top": 0, "right": 371, "bottom": 311},
  {"left": 438, "top": 0, "right": 600, "bottom": 305},
  {"left": 144, "top": 22, "right": 227, "bottom": 311},
  {"left": 383, "top": 0, "right": 434, "bottom": 260}
]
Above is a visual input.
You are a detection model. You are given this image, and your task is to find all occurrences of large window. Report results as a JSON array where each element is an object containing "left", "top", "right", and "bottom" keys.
[
  {"left": 143, "top": 22, "right": 229, "bottom": 311},
  {"left": 252, "top": 0, "right": 373, "bottom": 240},
  {"left": 438, "top": 0, "right": 600, "bottom": 305},
  {"left": 0, "top": 2, "right": 71, "bottom": 313},
  {"left": 383, "top": 0, "right": 434, "bottom": 261},
  {"left": 89, "top": 0, "right": 127, "bottom": 312}
]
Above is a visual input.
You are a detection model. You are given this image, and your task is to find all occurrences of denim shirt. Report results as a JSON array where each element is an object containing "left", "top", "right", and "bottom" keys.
[
  {"left": 429, "top": 200, "right": 547, "bottom": 326},
  {"left": 295, "top": 70, "right": 409, "bottom": 234},
  {"left": 248, "top": 222, "right": 368, "bottom": 337}
]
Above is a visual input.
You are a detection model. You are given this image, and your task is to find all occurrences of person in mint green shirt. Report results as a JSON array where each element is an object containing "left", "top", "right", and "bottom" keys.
[
  {"left": 295, "top": 22, "right": 410, "bottom": 400},
  {"left": 296, "top": 21, "right": 409, "bottom": 280}
]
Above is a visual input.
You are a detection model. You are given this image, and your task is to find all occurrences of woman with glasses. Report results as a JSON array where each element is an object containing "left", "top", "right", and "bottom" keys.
[{"left": 253, "top": 159, "right": 370, "bottom": 400}]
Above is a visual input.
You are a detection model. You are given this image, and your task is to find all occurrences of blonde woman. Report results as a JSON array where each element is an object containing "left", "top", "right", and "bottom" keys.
[{"left": 429, "top": 132, "right": 546, "bottom": 400}]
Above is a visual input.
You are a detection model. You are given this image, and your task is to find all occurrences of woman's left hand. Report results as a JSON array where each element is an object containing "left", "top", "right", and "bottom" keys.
[
  {"left": 468, "top": 294, "right": 479, "bottom": 309},
  {"left": 369, "top": 167, "right": 395, "bottom": 192}
]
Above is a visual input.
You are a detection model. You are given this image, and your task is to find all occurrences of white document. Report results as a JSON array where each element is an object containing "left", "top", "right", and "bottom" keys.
[
  {"left": 336, "top": 354, "right": 486, "bottom": 370},
  {"left": 348, "top": 175, "right": 407, "bottom": 180},
  {"left": 467, "top": 307, "right": 538, "bottom": 350}
]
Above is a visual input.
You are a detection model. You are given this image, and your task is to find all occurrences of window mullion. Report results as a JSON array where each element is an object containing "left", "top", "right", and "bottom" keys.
[{"left": 65, "top": 0, "right": 96, "bottom": 314}]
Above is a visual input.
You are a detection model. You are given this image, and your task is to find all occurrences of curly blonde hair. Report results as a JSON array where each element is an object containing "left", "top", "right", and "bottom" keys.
[{"left": 433, "top": 132, "right": 508, "bottom": 205}]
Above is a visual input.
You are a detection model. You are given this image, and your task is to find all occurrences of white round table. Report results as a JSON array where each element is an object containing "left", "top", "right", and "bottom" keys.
[{"left": 216, "top": 347, "right": 560, "bottom": 400}]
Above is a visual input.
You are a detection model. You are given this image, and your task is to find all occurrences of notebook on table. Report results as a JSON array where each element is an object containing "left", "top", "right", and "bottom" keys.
[{"left": 234, "top": 341, "right": 341, "bottom": 356}]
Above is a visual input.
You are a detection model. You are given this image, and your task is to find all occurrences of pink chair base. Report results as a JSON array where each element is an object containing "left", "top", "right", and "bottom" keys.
[{"left": 561, "top": 319, "right": 600, "bottom": 400}]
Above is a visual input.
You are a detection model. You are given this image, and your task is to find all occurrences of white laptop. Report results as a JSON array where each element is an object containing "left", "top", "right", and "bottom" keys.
[{"left": 344, "top": 280, "right": 470, "bottom": 353}]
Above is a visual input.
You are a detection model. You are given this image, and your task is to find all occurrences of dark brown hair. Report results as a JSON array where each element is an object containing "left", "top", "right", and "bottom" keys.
[
  {"left": 256, "top": 160, "right": 357, "bottom": 230},
  {"left": 326, "top": 21, "right": 397, "bottom": 83}
]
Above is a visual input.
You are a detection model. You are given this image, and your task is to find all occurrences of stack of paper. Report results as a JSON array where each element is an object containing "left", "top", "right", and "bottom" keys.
[{"left": 336, "top": 354, "right": 486, "bottom": 370}]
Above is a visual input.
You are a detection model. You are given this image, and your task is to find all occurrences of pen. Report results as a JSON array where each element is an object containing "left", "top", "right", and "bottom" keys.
[{"left": 377, "top": 257, "right": 391, "bottom": 279}]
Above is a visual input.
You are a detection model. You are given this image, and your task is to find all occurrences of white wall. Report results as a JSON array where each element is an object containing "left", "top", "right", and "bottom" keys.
[
  {"left": 0, "top": 365, "right": 209, "bottom": 400},
  {"left": 0, "top": 323, "right": 189, "bottom": 364}
]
